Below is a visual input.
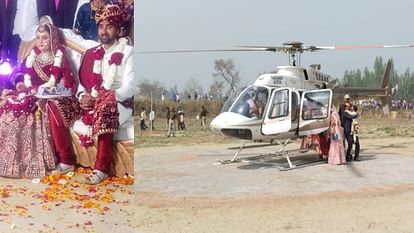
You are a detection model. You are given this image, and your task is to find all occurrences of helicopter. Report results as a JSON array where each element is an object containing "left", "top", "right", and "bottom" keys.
[{"left": 144, "top": 41, "right": 403, "bottom": 169}]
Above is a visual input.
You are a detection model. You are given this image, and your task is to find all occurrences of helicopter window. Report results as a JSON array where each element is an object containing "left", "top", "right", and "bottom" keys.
[
  {"left": 268, "top": 89, "right": 289, "bottom": 119},
  {"left": 302, "top": 91, "right": 330, "bottom": 120},
  {"left": 255, "top": 88, "right": 269, "bottom": 119},
  {"left": 291, "top": 92, "right": 299, "bottom": 122},
  {"left": 230, "top": 86, "right": 269, "bottom": 119},
  {"left": 221, "top": 86, "right": 247, "bottom": 113}
]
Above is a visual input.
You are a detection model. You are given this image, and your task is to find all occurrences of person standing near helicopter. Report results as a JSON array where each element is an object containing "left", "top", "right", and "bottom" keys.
[
  {"left": 167, "top": 107, "right": 177, "bottom": 137},
  {"left": 338, "top": 94, "right": 352, "bottom": 127},
  {"left": 177, "top": 107, "right": 185, "bottom": 130},
  {"left": 140, "top": 107, "right": 148, "bottom": 131},
  {"left": 328, "top": 105, "right": 346, "bottom": 165},
  {"left": 343, "top": 102, "right": 359, "bottom": 161},
  {"left": 350, "top": 105, "right": 361, "bottom": 161},
  {"left": 200, "top": 105, "right": 208, "bottom": 131}
]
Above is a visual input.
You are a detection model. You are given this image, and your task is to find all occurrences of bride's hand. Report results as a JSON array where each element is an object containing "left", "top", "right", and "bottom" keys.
[{"left": 39, "top": 76, "right": 56, "bottom": 89}]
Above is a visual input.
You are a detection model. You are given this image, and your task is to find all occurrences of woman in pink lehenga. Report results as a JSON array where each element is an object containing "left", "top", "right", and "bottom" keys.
[
  {"left": 0, "top": 22, "right": 80, "bottom": 178},
  {"left": 0, "top": 83, "right": 55, "bottom": 179},
  {"left": 328, "top": 105, "right": 346, "bottom": 165}
]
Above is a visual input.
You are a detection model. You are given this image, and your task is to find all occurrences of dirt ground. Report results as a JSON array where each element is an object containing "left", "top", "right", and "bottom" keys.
[
  {"left": 137, "top": 137, "right": 414, "bottom": 233},
  {"left": 0, "top": 169, "right": 136, "bottom": 233}
]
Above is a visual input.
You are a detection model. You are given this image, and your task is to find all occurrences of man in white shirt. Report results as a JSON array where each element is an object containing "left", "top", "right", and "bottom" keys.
[
  {"left": 52, "top": 4, "right": 136, "bottom": 184},
  {"left": 149, "top": 109, "right": 155, "bottom": 130}
]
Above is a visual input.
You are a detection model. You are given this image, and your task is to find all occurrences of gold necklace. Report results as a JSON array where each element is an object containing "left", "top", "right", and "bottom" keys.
[{"left": 36, "top": 52, "right": 54, "bottom": 66}]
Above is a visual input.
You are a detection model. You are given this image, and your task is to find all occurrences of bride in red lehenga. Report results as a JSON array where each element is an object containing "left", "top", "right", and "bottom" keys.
[
  {"left": 0, "top": 22, "right": 80, "bottom": 178},
  {"left": 328, "top": 105, "right": 346, "bottom": 165}
]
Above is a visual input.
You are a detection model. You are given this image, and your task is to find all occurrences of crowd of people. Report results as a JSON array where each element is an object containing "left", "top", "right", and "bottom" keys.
[
  {"left": 360, "top": 98, "right": 414, "bottom": 111},
  {"left": 359, "top": 99, "right": 382, "bottom": 110},
  {"left": 0, "top": 3, "right": 136, "bottom": 184},
  {"left": 139, "top": 105, "right": 209, "bottom": 137},
  {"left": 161, "top": 91, "right": 220, "bottom": 103},
  {"left": 391, "top": 99, "right": 414, "bottom": 111}
]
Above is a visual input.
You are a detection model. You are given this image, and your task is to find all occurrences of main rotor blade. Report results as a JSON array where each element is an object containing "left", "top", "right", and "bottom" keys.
[
  {"left": 237, "top": 46, "right": 288, "bottom": 52},
  {"left": 237, "top": 43, "right": 414, "bottom": 51},
  {"left": 141, "top": 47, "right": 275, "bottom": 54},
  {"left": 314, "top": 44, "right": 414, "bottom": 50},
  {"left": 141, "top": 42, "right": 414, "bottom": 54}
]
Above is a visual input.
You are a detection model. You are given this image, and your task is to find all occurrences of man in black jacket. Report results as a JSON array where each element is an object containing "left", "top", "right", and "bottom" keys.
[
  {"left": 343, "top": 102, "right": 358, "bottom": 162},
  {"left": 0, "top": 0, "right": 20, "bottom": 65},
  {"left": 338, "top": 94, "right": 351, "bottom": 128}
]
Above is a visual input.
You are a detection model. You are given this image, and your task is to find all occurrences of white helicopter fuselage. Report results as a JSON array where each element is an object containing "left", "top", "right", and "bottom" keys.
[
  {"left": 210, "top": 65, "right": 334, "bottom": 142},
  {"left": 210, "top": 112, "right": 295, "bottom": 142},
  {"left": 254, "top": 66, "right": 333, "bottom": 90}
]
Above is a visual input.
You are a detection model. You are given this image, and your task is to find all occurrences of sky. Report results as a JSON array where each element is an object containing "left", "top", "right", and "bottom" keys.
[{"left": 136, "top": 0, "right": 414, "bottom": 93}]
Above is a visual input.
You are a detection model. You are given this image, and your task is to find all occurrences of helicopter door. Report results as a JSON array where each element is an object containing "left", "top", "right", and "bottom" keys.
[
  {"left": 261, "top": 88, "right": 292, "bottom": 135},
  {"left": 298, "top": 89, "right": 332, "bottom": 136},
  {"left": 290, "top": 90, "right": 300, "bottom": 132}
]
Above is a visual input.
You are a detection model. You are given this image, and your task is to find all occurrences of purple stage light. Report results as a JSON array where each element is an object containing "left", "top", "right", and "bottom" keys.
[{"left": 0, "top": 61, "right": 13, "bottom": 76}]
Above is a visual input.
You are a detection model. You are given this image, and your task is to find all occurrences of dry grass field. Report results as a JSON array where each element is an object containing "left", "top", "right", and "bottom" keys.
[
  {"left": 136, "top": 110, "right": 414, "bottom": 148},
  {"left": 135, "top": 117, "right": 243, "bottom": 148}
]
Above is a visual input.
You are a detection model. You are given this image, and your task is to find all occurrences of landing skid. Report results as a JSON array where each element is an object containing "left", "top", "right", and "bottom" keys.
[{"left": 217, "top": 139, "right": 322, "bottom": 170}]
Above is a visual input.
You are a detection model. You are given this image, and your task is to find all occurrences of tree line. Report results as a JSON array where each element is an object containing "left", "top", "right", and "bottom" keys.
[{"left": 341, "top": 56, "right": 414, "bottom": 99}]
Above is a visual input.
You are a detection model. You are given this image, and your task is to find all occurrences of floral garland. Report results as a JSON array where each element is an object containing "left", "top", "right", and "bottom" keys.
[
  {"left": 90, "top": 37, "right": 127, "bottom": 97},
  {"left": 2, "top": 94, "right": 37, "bottom": 118},
  {"left": 79, "top": 134, "right": 94, "bottom": 147},
  {"left": 79, "top": 38, "right": 127, "bottom": 147},
  {"left": 24, "top": 46, "right": 63, "bottom": 88}
]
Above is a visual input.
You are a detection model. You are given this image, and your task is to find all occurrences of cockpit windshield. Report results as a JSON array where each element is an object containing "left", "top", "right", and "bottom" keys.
[
  {"left": 221, "top": 86, "right": 246, "bottom": 113},
  {"left": 229, "top": 86, "right": 269, "bottom": 119}
]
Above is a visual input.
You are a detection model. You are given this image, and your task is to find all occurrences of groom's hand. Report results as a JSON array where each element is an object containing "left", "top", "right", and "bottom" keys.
[{"left": 80, "top": 93, "right": 96, "bottom": 110}]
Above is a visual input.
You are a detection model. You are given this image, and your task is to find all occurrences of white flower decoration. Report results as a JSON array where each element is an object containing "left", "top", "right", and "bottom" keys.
[
  {"left": 53, "top": 50, "right": 63, "bottom": 67},
  {"left": 91, "top": 86, "right": 99, "bottom": 98},
  {"left": 93, "top": 60, "right": 102, "bottom": 74},
  {"left": 24, "top": 74, "right": 32, "bottom": 88},
  {"left": 92, "top": 41, "right": 126, "bottom": 92}
]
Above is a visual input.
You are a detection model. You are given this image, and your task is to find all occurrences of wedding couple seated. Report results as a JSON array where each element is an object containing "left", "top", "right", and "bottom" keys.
[{"left": 0, "top": 5, "right": 134, "bottom": 184}]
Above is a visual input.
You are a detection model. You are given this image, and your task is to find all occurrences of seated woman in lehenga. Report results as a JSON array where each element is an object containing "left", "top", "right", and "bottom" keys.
[{"left": 0, "top": 22, "right": 81, "bottom": 179}]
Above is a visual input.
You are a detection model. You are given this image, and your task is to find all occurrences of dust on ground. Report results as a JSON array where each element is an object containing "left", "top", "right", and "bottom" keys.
[{"left": 137, "top": 136, "right": 414, "bottom": 233}]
